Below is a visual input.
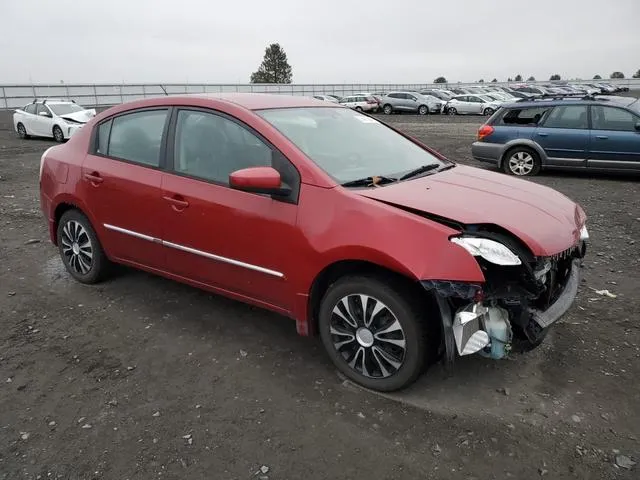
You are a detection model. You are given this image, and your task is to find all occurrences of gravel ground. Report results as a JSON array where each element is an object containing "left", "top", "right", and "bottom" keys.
[{"left": 0, "top": 109, "right": 639, "bottom": 480}]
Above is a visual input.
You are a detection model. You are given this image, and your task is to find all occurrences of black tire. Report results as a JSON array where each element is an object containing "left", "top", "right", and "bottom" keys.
[
  {"left": 355, "top": 106, "right": 363, "bottom": 112},
  {"left": 16, "top": 123, "right": 30, "bottom": 139},
  {"left": 447, "top": 107, "right": 457, "bottom": 115},
  {"left": 56, "top": 209, "right": 110, "bottom": 284},
  {"left": 502, "top": 146, "right": 541, "bottom": 176},
  {"left": 483, "top": 107, "right": 495, "bottom": 116},
  {"left": 418, "top": 105, "right": 429, "bottom": 115},
  {"left": 319, "top": 275, "right": 435, "bottom": 392},
  {"left": 383, "top": 104, "right": 393, "bottom": 115},
  {"left": 53, "top": 125, "right": 64, "bottom": 143}
]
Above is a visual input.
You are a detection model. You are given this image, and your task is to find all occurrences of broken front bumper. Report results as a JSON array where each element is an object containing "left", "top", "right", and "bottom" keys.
[{"left": 529, "top": 259, "right": 580, "bottom": 329}]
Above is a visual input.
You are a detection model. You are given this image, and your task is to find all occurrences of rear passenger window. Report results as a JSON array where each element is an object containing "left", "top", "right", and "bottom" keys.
[
  {"left": 501, "top": 107, "right": 549, "bottom": 126},
  {"left": 592, "top": 106, "right": 637, "bottom": 131},
  {"left": 107, "top": 110, "right": 168, "bottom": 166},
  {"left": 543, "top": 105, "right": 588, "bottom": 129}
]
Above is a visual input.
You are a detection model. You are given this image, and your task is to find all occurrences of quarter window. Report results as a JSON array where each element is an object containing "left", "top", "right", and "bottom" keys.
[
  {"left": 543, "top": 105, "right": 588, "bottom": 129},
  {"left": 591, "top": 106, "right": 638, "bottom": 131},
  {"left": 107, "top": 109, "right": 168, "bottom": 166},
  {"left": 173, "top": 110, "right": 272, "bottom": 184}
]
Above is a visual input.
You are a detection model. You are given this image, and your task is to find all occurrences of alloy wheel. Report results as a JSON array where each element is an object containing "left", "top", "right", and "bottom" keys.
[
  {"left": 53, "top": 126, "right": 64, "bottom": 142},
  {"left": 17, "top": 124, "right": 26, "bottom": 138},
  {"left": 448, "top": 107, "right": 457, "bottom": 115},
  {"left": 508, "top": 151, "right": 535, "bottom": 175},
  {"left": 418, "top": 105, "right": 428, "bottom": 115},
  {"left": 329, "top": 294, "right": 406, "bottom": 378},
  {"left": 60, "top": 220, "right": 93, "bottom": 275}
]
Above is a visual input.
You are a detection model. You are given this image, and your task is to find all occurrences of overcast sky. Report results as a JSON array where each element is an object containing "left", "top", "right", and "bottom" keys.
[{"left": 2, "top": 0, "right": 639, "bottom": 84}]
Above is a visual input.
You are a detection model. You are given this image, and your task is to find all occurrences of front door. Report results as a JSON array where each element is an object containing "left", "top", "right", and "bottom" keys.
[
  {"left": 588, "top": 105, "right": 640, "bottom": 171},
  {"left": 33, "top": 103, "right": 54, "bottom": 136},
  {"left": 79, "top": 108, "right": 170, "bottom": 269},
  {"left": 161, "top": 108, "right": 299, "bottom": 311},
  {"left": 534, "top": 104, "right": 589, "bottom": 167}
]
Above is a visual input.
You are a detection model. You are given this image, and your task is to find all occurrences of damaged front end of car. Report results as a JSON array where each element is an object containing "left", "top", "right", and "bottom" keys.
[{"left": 422, "top": 225, "right": 588, "bottom": 366}]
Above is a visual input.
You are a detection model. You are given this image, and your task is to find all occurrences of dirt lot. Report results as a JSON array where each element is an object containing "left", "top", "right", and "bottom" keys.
[{"left": 0, "top": 109, "right": 639, "bottom": 480}]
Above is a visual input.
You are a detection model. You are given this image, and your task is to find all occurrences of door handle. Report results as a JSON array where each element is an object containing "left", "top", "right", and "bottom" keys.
[
  {"left": 596, "top": 135, "right": 608, "bottom": 140},
  {"left": 162, "top": 195, "right": 189, "bottom": 210},
  {"left": 537, "top": 132, "right": 549, "bottom": 137},
  {"left": 84, "top": 172, "right": 103, "bottom": 184}
]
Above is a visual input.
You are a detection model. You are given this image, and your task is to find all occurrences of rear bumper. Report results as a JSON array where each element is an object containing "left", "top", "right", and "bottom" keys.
[{"left": 471, "top": 141, "right": 502, "bottom": 164}]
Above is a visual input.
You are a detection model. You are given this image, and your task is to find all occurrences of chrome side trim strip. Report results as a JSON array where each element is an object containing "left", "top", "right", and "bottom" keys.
[
  {"left": 104, "top": 223, "right": 159, "bottom": 243},
  {"left": 103, "top": 223, "right": 284, "bottom": 278},
  {"left": 162, "top": 240, "right": 284, "bottom": 278}
]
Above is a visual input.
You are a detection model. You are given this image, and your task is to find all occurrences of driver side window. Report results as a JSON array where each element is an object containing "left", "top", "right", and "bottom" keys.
[{"left": 173, "top": 110, "right": 272, "bottom": 185}]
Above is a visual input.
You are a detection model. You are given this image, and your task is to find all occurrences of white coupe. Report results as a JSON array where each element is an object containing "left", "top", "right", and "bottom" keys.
[{"left": 14, "top": 99, "right": 96, "bottom": 142}]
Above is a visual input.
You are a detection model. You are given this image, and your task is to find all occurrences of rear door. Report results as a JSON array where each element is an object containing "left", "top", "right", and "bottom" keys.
[
  {"left": 588, "top": 105, "right": 640, "bottom": 171},
  {"left": 534, "top": 104, "right": 589, "bottom": 167},
  {"left": 80, "top": 108, "right": 170, "bottom": 269}
]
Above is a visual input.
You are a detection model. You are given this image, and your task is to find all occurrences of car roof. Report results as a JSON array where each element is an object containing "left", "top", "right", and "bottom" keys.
[{"left": 501, "top": 97, "right": 636, "bottom": 109}]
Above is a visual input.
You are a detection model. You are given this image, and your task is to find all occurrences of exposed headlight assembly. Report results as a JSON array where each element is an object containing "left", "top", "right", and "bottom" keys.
[{"left": 450, "top": 236, "right": 521, "bottom": 266}]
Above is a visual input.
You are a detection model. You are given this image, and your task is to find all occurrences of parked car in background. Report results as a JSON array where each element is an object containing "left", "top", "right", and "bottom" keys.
[
  {"left": 39, "top": 92, "right": 588, "bottom": 392},
  {"left": 13, "top": 99, "right": 96, "bottom": 142},
  {"left": 420, "top": 89, "right": 453, "bottom": 102},
  {"left": 313, "top": 95, "right": 340, "bottom": 103},
  {"left": 379, "top": 92, "right": 443, "bottom": 115},
  {"left": 445, "top": 94, "right": 502, "bottom": 116},
  {"left": 513, "top": 85, "right": 551, "bottom": 96},
  {"left": 339, "top": 95, "right": 378, "bottom": 112},
  {"left": 471, "top": 96, "right": 640, "bottom": 175}
]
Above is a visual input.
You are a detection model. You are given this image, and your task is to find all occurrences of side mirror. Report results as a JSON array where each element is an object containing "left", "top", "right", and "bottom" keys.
[
  {"left": 635, "top": 122, "right": 640, "bottom": 132},
  {"left": 229, "top": 166, "right": 291, "bottom": 196},
  {"left": 38, "top": 111, "right": 51, "bottom": 117}
]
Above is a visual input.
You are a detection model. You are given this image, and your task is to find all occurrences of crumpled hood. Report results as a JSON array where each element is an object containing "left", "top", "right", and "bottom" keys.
[
  {"left": 60, "top": 109, "right": 95, "bottom": 123},
  {"left": 357, "top": 165, "right": 586, "bottom": 257}
]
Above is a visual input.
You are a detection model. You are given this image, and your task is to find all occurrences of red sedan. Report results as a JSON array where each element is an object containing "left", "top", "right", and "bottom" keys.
[{"left": 39, "top": 93, "right": 588, "bottom": 391}]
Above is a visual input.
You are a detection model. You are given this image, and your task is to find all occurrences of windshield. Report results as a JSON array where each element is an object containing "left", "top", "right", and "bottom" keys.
[
  {"left": 629, "top": 98, "right": 640, "bottom": 114},
  {"left": 48, "top": 103, "right": 85, "bottom": 115},
  {"left": 256, "top": 107, "right": 446, "bottom": 184}
]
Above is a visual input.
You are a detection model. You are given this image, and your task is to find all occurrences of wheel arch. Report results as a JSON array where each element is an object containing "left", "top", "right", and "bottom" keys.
[
  {"left": 306, "top": 259, "right": 433, "bottom": 337},
  {"left": 50, "top": 197, "right": 101, "bottom": 248},
  {"left": 498, "top": 140, "right": 547, "bottom": 169}
]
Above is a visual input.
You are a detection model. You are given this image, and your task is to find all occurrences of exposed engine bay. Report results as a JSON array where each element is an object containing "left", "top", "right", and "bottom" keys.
[{"left": 422, "top": 225, "right": 587, "bottom": 364}]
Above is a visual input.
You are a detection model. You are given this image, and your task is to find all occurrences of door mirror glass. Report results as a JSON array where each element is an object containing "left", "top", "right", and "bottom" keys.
[
  {"left": 635, "top": 122, "right": 640, "bottom": 132},
  {"left": 229, "top": 166, "right": 290, "bottom": 196}
]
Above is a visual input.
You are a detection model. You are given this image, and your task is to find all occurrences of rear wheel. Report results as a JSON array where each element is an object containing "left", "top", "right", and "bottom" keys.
[
  {"left": 418, "top": 105, "right": 429, "bottom": 115},
  {"left": 319, "top": 275, "right": 436, "bottom": 392},
  {"left": 503, "top": 146, "right": 541, "bottom": 176},
  {"left": 56, "top": 210, "right": 111, "bottom": 284},
  {"left": 53, "top": 125, "right": 64, "bottom": 143},
  {"left": 16, "top": 123, "right": 30, "bottom": 139},
  {"left": 355, "top": 106, "right": 363, "bottom": 112}
]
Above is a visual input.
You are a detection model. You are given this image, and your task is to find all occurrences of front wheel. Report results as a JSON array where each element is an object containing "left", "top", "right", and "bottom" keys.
[
  {"left": 383, "top": 104, "right": 393, "bottom": 115},
  {"left": 418, "top": 105, "right": 429, "bottom": 115},
  {"left": 53, "top": 125, "right": 64, "bottom": 143},
  {"left": 355, "top": 106, "right": 363, "bottom": 112},
  {"left": 483, "top": 107, "right": 495, "bottom": 116},
  {"left": 503, "top": 146, "right": 541, "bottom": 176},
  {"left": 319, "top": 275, "right": 434, "bottom": 392},
  {"left": 447, "top": 107, "right": 457, "bottom": 115}
]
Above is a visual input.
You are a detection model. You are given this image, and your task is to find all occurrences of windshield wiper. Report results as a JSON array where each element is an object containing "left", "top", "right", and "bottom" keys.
[
  {"left": 341, "top": 175, "right": 398, "bottom": 188},
  {"left": 399, "top": 163, "right": 456, "bottom": 181}
]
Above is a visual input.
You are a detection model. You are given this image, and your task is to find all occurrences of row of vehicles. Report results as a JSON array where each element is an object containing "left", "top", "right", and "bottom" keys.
[{"left": 315, "top": 82, "right": 631, "bottom": 117}]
